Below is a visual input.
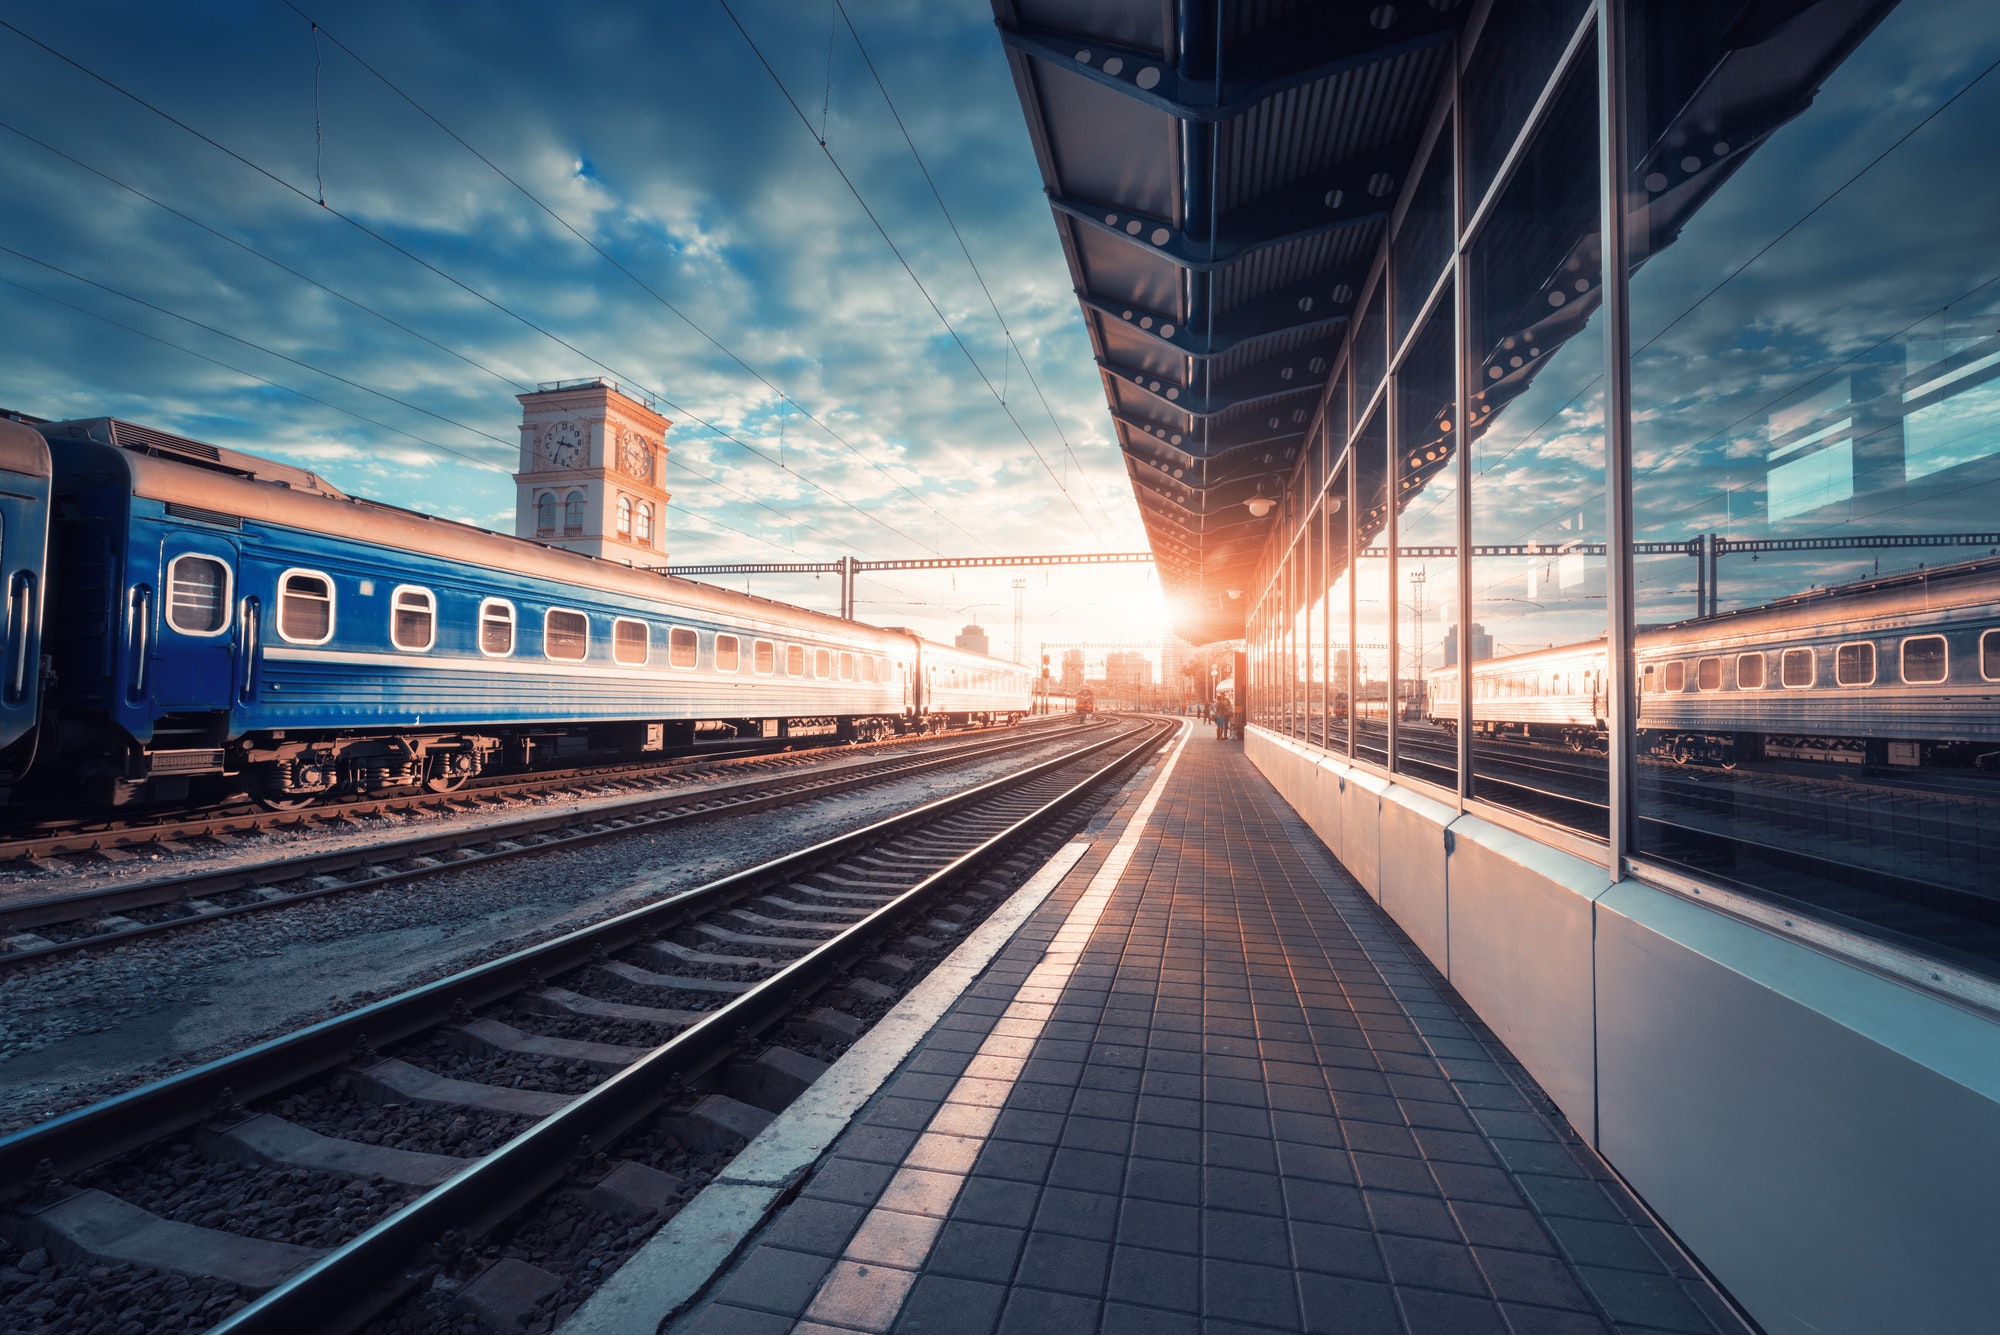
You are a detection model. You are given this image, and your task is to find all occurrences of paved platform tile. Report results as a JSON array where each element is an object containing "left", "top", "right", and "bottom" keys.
[{"left": 673, "top": 734, "right": 1748, "bottom": 1335}]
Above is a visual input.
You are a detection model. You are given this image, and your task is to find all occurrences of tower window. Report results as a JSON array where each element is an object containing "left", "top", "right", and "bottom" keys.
[
  {"left": 535, "top": 493, "right": 555, "bottom": 535},
  {"left": 563, "top": 490, "right": 585, "bottom": 535},
  {"left": 616, "top": 496, "right": 633, "bottom": 537},
  {"left": 635, "top": 502, "right": 653, "bottom": 546}
]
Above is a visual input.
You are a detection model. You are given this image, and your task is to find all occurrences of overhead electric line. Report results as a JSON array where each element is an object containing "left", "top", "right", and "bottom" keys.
[
  {"left": 716, "top": 0, "right": 1105, "bottom": 542},
  {"left": 282, "top": 1, "right": 994, "bottom": 555},
  {"left": 0, "top": 14, "right": 940, "bottom": 559},
  {"left": 834, "top": 1, "right": 1119, "bottom": 534}
]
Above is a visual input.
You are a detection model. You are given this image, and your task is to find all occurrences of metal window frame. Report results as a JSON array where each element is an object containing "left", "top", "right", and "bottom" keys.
[
  {"left": 274, "top": 567, "right": 336, "bottom": 647},
  {"left": 388, "top": 584, "right": 437, "bottom": 655}
]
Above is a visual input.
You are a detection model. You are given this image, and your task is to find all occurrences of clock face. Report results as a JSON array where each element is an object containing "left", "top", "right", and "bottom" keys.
[
  {"left": 542, "top": 421, "right": 584, "bottom": 469},
  {"left": 620, "top": 434, "right": 651, "bottom": 481}
]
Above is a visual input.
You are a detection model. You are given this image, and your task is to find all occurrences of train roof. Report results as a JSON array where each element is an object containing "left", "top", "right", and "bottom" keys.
[
  {"left": 0, "top": 418, "right": 51, "bottom": 481},
  {"left": 40, "top": 417, "right": 921, "bottom": 649},
  {"left": 1639, "top": 552, "right": 2000, "bottom": 641}
]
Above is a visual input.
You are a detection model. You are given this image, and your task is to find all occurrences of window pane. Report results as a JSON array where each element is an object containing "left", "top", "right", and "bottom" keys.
[
  {"left": 167, "top": 556, "right": 228, "bottom": 634},
  {"left": 815, "top": 648, "right": 831, "bottom": 679},
  {"left": 1901, "top": 636, "right": 1947, "bottom": 684},
  {"left": 1468, "top": 47, "right": 1607, "bottom": 836},
  {"left": 280, "top": 573, "right": 331, "bottom": 642},
  {"left": 786, "top": 644, "right": 805, "bottom": 676},
  {"left": 1461, "top": 0, "right": 1592, "bottom": 208},
  {"left": 1736, "top": 653, "right": 1763, "bottom": 690},
  {"left": 1395, "top": 296, "right": 1458, "bottom": 787},
  {"left": 666, "top": 626, "right": 696, "bottom": 668},
  {"left": 481, "top": 602, "right": 513, "bottom": 656},
  {"left": 1324, "top": 457, "right": 1351, "bottom": 753},
  {"left": 839, "top": 651, "right": 855, "bottom": 680},
  {"left": 754, "top": 639, "right": 775, "bottom": 674},
  {"left": 546, "top": 610, "right": 587, "bottom": 660},
  {"left": 1353, "top": 409, "right": 1391, "bottom": 766},
  {"left": 1353, "top": 287, "right": 1387, "bottom": 416},
  {"left": 1983, "top": 631, "right": 2000, "bottom": 681},
  {"left": 716, "top": 634, "right": 740, "bottom": 672},
  {"left": 1627, "top": 0, "right": 2000, "bottom": 970},
  {"left": 1392, "top": 121, "right": 1454, "bottom": 350},
  {"left": 618, "top": 620, "right": 652, "bottom": 666},
  {"left": 392, "top": 589, "right": 433, "bottom": 651}
]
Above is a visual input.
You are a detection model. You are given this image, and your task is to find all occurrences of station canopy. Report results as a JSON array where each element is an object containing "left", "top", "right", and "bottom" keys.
[{"left": 993, "top": 0, "right": 1466, "bottom": 646}]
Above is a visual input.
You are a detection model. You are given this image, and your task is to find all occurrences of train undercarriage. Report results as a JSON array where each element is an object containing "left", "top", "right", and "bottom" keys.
[{"left": 35, "top": 709, "right": 1022, "bottom": 809}]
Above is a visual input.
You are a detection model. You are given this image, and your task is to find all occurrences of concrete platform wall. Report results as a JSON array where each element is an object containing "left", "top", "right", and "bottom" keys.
[{"left": 1245, "top": 726, "right": 2000, "bottom": 1335}]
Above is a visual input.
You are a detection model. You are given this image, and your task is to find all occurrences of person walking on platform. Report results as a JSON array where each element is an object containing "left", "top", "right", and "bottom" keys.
[{"left": 1212, "top": 697, "right": 1229, "bottom": 740}]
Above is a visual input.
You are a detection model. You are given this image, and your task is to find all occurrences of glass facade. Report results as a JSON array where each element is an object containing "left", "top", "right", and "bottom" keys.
[{"left": 1245, "top": 0, "right": 2000, "bottom": 979}]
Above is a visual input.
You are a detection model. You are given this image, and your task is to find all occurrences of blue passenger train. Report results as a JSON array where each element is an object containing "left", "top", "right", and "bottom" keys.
[
  {"left": 0, "top": 417, "right": 50, "bottom": 780},
  {"left": 10, "top": 416, "right": 1031, "bottom": 808}
]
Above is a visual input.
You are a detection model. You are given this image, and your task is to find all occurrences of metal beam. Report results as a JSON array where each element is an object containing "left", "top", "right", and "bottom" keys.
[
  {"left": 1053, "top": 192, "right": 1384, "bottom": 271},
  {"left": 997, "top": 22, "right": 1454, "bottom": 125}
]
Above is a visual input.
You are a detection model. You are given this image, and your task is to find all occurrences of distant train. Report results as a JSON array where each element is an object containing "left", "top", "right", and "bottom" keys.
[
  {"left": 1073, "top": 686, "right": 1095, "bottom": 717},
  {"left": 1424, "top": 556, "right": 2000, "bottom": 769},
  {"left": 1, "top": 414, "right": 1033, "bottom": 808}
]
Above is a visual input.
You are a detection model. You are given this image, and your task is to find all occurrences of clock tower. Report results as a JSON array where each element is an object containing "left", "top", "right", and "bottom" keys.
[{"left": 514, "top": 378, "right": 671, "bottom": 563}]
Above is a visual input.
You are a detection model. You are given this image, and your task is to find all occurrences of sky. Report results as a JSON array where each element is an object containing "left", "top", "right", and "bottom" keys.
[{"left": 0, "top": 0, "right": 1176, "bottom": 667}]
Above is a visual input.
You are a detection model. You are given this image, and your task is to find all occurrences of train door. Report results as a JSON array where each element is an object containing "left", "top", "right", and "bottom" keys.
[{"left": 152, "top": 532, "right": 240, "bottom": 711}]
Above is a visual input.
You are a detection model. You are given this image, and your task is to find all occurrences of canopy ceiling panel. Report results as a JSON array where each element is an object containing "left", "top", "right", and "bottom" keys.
[{"left": 993, "top": 0, "right": 1467, "bottom": 644}]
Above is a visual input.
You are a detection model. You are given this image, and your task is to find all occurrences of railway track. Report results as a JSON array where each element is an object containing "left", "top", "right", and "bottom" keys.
[
  {"left": 0, "top": 718, "right": 1054, "bottom": 867},
  {"left": 0, "top": 716, "right": 1173, "bottom": 1335},
  {"left": 0, "top": 720, "right": 1103, "bottom": 970}
]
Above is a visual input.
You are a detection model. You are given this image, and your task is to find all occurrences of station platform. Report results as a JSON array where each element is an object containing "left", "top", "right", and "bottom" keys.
[{"left": 667, "top": 724, "right": 1747, "bottom": 1335}]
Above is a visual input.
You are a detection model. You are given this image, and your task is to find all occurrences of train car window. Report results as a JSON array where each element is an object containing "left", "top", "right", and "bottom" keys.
[
  {"left": 1661, "top": 661, "right": 1685, "bottom": 692},
  {"left": 1836, "top": 641, "right": 1876, "bottom": 686},
  {"left": 1983, "top": 630, "right": 2000, "bottom": 682},
  {"left": 814, "top": 648, "right": 832, "bottom": 679},
  {"left": 666, "top": 626, "right": 696, "bottom": 669},
  {"left": 545, "top": 609, "right": 588, "bottom": 661},
  {"left": 1696, "top": 657, "right": 1722, "bottom": 692},
  {"left": 785, "top": 644, "right": 805, "bottom": 676},
  {"left": 1736, "top": 654, "right": 1764, "bottom": 690},
  {"left": 617, "top": 619, "right": 652, "bottom": 667},
  {"left": 715, "top": 634, "right": 741, "bottom": 672},
  {"left": 276, "top": 569, "right": 333, "bottom": 644},
  {"left": 166, "top": 554, "right": 231, "bottom": 635},
  {"left": 1780, "top": 647, "right": 1815, "bottom": 688},
  {"left": 838, "top": 652, "right": 855, "bottom": 681},
  {"left": 616, "top": 496, "right": 633, "bottom": 537},
  {"left": 479, "top": 599, "right": 514, "bottom": 657},
  {"left": 753, "top": 639, "right": 775, "bottom": 674},
  {"left": 1900, "top": 635, "right": 1948, "bottom": 684},
  {"left": 390, "top": 587, "right": 436, "bottom": 652},
  {"left": 859, "top": 656, "right": 874, "bottom": 683}
]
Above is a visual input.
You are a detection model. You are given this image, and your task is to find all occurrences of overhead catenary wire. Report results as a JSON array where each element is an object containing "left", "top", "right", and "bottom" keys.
[
  {"left": 281, "top": 1, "right": 994, "bottom": 556},
  {"left": 715, "top": 0, "right": 1105, "bottom": 543},
  {"left": 0, "top": 118, "right": 532, "bottom": 394},
  {"left": 0, "top": 14, "right": 939, "bottom": 560},
  {"left": 834, "top": 0, "right": 1120, "bottom": 535}
]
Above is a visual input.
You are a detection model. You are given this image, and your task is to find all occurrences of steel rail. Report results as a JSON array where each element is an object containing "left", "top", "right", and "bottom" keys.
[
  {"left": 0, "top": 717, "right": 1058, "bottom": 863},
  {"left": 0, "top": 720, "right": 1163, "bottom": 1195},
  {"left": 209, "top": 717, "right": 1171, "bottom": 1335},
  {"left": 0, "top": 722, "right": 1109, "bottom": 966}
]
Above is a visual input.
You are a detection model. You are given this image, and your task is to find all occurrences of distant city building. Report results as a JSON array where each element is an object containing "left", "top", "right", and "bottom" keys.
[
  {"left": 1060, "top": 650, "right": 1084, "bottom": 693},
  {"left": 1442, "top": 622, "right": 1493, "bottom": 666},
  {"left": 954, "top": 624, "right": 991, "bottom": 656},
  {"left": 1104, "top": 651, "right": 1153, "bottom": 691}
]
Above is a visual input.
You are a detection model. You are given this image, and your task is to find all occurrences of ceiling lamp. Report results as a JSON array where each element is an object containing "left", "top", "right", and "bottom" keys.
[
  {"left": 1245, "top": 492, "right": 1274, "bottom": 518},
  {"left": 1226, "top": 589, "right": 1243, "bottom": 599}
]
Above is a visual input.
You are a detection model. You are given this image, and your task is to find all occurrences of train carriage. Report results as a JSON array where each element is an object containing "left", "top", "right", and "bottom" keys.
[
  {"left": 0, "top": 418, "right": 51, "bottom": 780},
  {"left": 910, "top": 637, "right": 1032, "bottom": 729},
  {"left": 1425, "top": 557, "right": 2000, "bottom": 769},
  {"left": 32, "top": 418, "right": 1023, "bottom": 806}
]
